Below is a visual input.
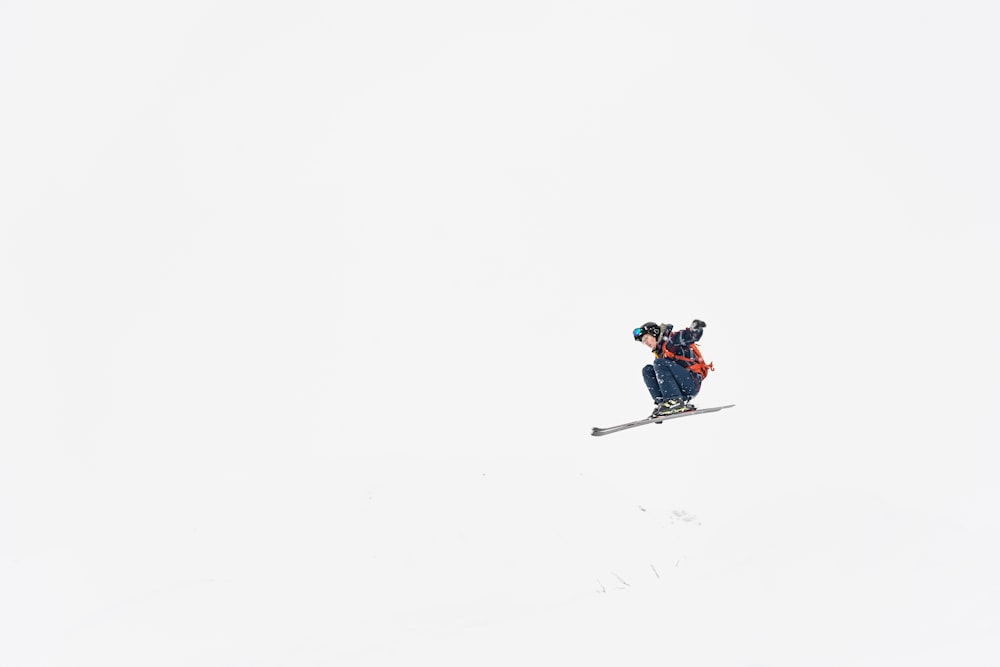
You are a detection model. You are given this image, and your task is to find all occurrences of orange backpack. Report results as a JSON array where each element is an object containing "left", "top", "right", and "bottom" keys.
[{"left": 659, "top": 341, "right": 715, "bottom": 380}]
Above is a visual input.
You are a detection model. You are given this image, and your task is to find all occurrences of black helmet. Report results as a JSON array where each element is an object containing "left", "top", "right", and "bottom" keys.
[{"left": 633, "top": 322, "right": 661, "bottom": 341}]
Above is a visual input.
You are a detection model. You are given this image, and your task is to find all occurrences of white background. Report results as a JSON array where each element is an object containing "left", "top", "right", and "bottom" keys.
[{"left": 2, "top": 1, "right": 998, "bottom": 665}]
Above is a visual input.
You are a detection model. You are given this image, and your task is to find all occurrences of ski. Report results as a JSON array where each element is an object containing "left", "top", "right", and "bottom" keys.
[{"left": 591, "top": 404, "right": 735, "bottom": 437}]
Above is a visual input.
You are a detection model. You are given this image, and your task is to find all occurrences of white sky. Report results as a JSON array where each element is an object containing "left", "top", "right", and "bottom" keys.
[{"left": 2, "top": 1, "right": 999, "bottom": 665}]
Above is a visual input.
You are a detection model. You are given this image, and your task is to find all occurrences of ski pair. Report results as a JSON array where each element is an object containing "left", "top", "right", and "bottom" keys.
[{"left": 591, "top": 404, "right": 735, "bottom": 437}]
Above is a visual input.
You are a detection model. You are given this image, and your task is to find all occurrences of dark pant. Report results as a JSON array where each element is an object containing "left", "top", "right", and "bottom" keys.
[{"left": 643, "top": 358, "right": 701, "bottom": 403}]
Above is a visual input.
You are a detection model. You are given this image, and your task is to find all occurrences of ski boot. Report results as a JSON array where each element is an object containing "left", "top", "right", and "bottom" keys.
[{"left": 652, "top": 397, "right": 695, "bottom": 418}]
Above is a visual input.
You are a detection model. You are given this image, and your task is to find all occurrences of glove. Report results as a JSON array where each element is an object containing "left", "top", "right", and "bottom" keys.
[{"left": 691, "top": 319, "right": 707, "bottom": 330}]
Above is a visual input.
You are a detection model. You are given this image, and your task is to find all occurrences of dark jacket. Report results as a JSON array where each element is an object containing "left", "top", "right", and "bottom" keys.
[{"left": 654, "top": 325, "right": 704, "bottom": 371}]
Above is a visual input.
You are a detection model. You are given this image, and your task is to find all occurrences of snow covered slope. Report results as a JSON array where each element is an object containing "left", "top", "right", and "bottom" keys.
[{"left": 2, "top": 1, "right": 998, "bottom": 665}]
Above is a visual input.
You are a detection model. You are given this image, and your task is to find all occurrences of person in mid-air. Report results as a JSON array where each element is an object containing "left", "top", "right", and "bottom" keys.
[{"left": 633, "top": 320, "right": 714, "bottom": 418}]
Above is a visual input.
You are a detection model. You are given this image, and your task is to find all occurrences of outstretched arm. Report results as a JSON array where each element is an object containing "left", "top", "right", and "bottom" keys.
[{"left": 667, "top": 319, "right": 706, "bottom": 346}]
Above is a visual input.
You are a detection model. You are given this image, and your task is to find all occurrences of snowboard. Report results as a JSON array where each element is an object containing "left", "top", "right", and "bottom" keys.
[{"left": 591, "top": 404, "right": 735, "bottom": 437}]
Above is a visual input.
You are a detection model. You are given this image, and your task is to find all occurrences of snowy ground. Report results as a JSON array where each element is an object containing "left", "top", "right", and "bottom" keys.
[{"left": 3, "top": 2, "right": 999, "bottom": 665}]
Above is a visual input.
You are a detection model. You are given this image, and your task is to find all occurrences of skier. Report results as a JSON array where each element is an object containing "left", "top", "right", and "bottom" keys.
[{"left": 633, "top": 320, "right": 713, "bottom": 418}]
